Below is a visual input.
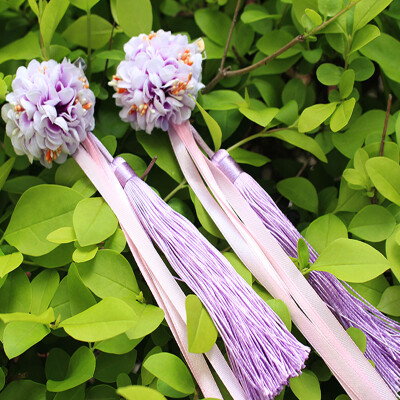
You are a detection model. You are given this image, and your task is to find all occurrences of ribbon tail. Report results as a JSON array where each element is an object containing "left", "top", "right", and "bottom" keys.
[{"left": 169, "top": 121, "right": 396, "bottom": 400}]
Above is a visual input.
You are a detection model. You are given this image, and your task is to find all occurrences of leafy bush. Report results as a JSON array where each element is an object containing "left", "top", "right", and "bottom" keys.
[{"left": 0, "top": 0, "right": 399, "bottom": 399}]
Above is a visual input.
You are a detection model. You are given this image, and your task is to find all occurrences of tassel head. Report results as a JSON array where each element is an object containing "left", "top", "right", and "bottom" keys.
[
  {"left": 1, "top": 59, "right": 95, "bottom": 167},
  {"left": 111, "top": 30, "right": 204, "bottom": 134}
]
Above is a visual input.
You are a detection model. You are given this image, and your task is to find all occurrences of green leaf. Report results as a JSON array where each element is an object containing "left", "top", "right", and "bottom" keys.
[
  {"left": 360, "top": 33, "right": 400, "bottom": 83},
  {"left": 50, "top": 277, "right": 72, "bottom": 321},
  {"left": 116, "top": 0, "right": 152, "bottom": 37},
  {"left": 366, "top": 157, "right": 400, "bottom": 205},
  {"left": 95, "top": 333, "right": 141, "bottom": 355},
  {"left": 143, "top": 353, "right": 195, "bottom": 394},
  {"left": 0, "top": 380, "right": 46, "bottom": 400},
  {"left": 185, "top": 294, "right": 218, "bottom": 353},
  {"left": 350, "top": 275, "right": 389, "bottom": 307},
  {"left": 349, "top": 57, "right": 375, "bottom": 81},
  {"left": 318, "top": 0, "right": 342, "bottom": 17},
  {"left": 0, "top": 158, "right": 14, "bottom": 191},
  {"left": 200, "top": 90, "right": 244, "bottom": 111},
  {"left": 104, "top": 228, "right": 127, "bottom": 253},
  {"left": 60, "top": 298, "right": 138, "bottom": 342},
  {"left": 276, "top": 177, "right": 318, "bottom": 213},
  {"left": 265, "top": 130, "right": 327, "bottom": 162},
  {"left": 0, "top": 269, "right": 32, "bottom": 313},
  {"left": 338, "top": 70, "right": 355, "bottom": 99},
  {"left": 194, "top": 9, "right": 231, "bottom": 46},
  {"left": 377, "top": 286, "right": 400, "bottom": 316},
  {"left": 350, "top": 24, "right": 380, "bottom": 54},
  {"left": 4, "top": 185, "right": 83, "bottom": 256},
  {"left": 349, "top": 205, "right": 396, "bottom": 242},
  {"left": 342, "top": 168, "right": 368, "bottom": 189},
  {"left": 0, "top": 32, "right": 42, "bottom": 65},
  {"left": 94, "top": 349, "right": 137, "bottom": 383},
  {"left": 289, "top": 370, "right": 321, "bottom": 400},
  {"left": 117, "top": 386, "right": 166, "bottom": 400},
  {"left": 63, "top": 15, "right": 114, "bottom": 49},
  {"left": 72, "top": 244, "right": 98, "bottom": 263},
  {"left": 31, "top": 270, "right": 59, "bottom": 315},
  {"left": 0, "top": 308, "right": 54, "bottom": 324},
  {"left": 40, "top": 0, "right": 69, "bottom": 49},
  {"left": 266, "top": 299, "right": 292, "bottom": 330},
  {"left": 305, "top": 214, "right": 347, "bottom": 254},
  {"left": 55, "top": 159, "right": 86, "bottom": 187},
  {"left": 47, "top": 347, "right": 96, "bottom": 392},
  {"left": 346, "top": 327, "right": 367, "bottom": 353},
  {"left": 77, "top": 250, "right": 139, "bottom": 300},
  {"left": 312, "top": 238, "right": 390, "bottom": 282},
  {"left": 238, "top": 104, "right": 279, "bottom": 127},
  {"left": 257, "top": 29, "right": 302, "bottom": 59},
  {"left": 332, "top": 110, "right": 395, "bottom": 158},
  {"left": 229, "top": 148, "right": 270, "bottom": 167},
  {"left": 0, "top": 252, "right": 23, "bottom": 278},
  {"left": 137, "top": 130, "right": 184, "bottom": 183},
  {"left": 305, "top": 8, "right": 322, "bottom": 26},
  {"left": 353, "top": 0, "right": 392, "bottom": 32},
  {"left": 240, "top": 8, "right": 280, "bottom": 23},
  {"left": 67, "top": 263, "right": 96, "bottom": 315},
  {"left": 3, "top": 321, "right": 50, "bottom": 358},
  {"left": 73, "top": 198, "right": 118, "bottom": 247},
  {"left": 125, "top": 302, "right": 165, "bottom": 340},
  {"left": 47, "top": 227, "right": 76, "bottom": 244},
  {"left": 298, "top": 103, "right": 338, "bottom": 133},
  {"left": 195, "top": 100, "right": 222, "bottom": 151},
  {"left": 330, "top": 98, "right": 355, "bottom": 132},
  {"left": 69, "top": 0, "right": 100, "bottom": 10}
]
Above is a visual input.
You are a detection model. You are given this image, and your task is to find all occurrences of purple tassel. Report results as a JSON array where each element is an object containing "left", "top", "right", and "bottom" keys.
[
  {"left": 212, "top": 149, "right": 400, "bottom": 395},
  {"left": 110, "top": 156, "right": 309, "bottom": 400}
]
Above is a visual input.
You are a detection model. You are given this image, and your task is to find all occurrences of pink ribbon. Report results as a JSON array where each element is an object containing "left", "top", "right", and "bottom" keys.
[{"left": 169, "top": 121, "right": 396, "bottom": 400}]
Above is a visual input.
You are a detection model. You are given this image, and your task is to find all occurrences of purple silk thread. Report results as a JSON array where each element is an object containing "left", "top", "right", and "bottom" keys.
[
  {"left": 212, "top": 149, "right": 400, "bottom": 395},
  {"left": 111, "top": 156, "right": 310, "bottom": 400}
]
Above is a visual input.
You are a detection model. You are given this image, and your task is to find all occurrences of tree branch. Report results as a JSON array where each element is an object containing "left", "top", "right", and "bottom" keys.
[{"left": 202, "top": 0, "right": 359, "bottom": 94}]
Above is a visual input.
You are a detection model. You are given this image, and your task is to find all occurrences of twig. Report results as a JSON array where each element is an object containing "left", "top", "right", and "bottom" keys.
[
  {"left": 232, "top": 45, "right": 246, "bottom": 67},
  {"left": 141, "top": 156, "right": 158, "bottom": 180},
  {"left": 202, "top": 1, "right": 359, "bottom": 94},
  {"left": 101, "top": 21, "right": 116, "bottom": 87},
  {"left": 379, "top": 93, "right": 392, "bottom": 156},
  {"left": 220, "top": 0, "right": 243, "bottom": 74},
  {"left": 372, "top": 93, "right": 392, "bottom": 204}
]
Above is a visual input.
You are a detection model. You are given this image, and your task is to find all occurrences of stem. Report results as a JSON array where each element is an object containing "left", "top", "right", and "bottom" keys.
[
  {"left": 202, "top": 0, "right": 359, "bottom": 93},
  {"left": 101, "top": 21, "right": 116, "bottom": 87},
  {"left": 371, "top": 93, "right": 392, "bottom": 204},
  {"left": 220, "top": 0, "right": 242, "bottom": 73},
  {"left": 379, "top": 93, "right": 392, "bottom": 157},
  {"left": 141, "top": 156, "right": 158, "bottom": 180},
  {"left": 87, "top": 7, "right": 92, "bottom": 79},
  {"left": 163, "top": 179, "right": 188, "bottom": 202},
  {"left": 226, "top": 127, "right": 288, "bottom": 152}
]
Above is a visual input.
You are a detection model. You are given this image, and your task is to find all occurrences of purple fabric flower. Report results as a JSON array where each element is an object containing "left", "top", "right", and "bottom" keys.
[
  {"left": 111, "top": 30, "right": 204, "bottom": 134},
  {"left": 1, "top": 59, "right": 95, "bottom": 167}
]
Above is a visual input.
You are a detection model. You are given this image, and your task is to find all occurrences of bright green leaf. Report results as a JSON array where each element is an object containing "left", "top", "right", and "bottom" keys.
[
  {"left": 277, "top": 177, "right": 318, "bottom": 213},
  {"left": 117, "top": 386, "right": 166, "bottom": 400},
  {"left": 47, "top": 227, "right": 76, "bottom": 244},
  {"left": 349, "top": 205, "right": 396, "bottom": 242},
  {"left": 289, "top": 370, "right": 321, "bottom": 400},
  {"left": 312, "top": 238, "right": 390, "bottom": 282},
  {"left": 143, "top": 353, "right": 195, "bottom": 394},
  {"left": 0, "top": 252, "right": 23, "bottom": 278},
  {"left": 31, "top": 270, "right": 59, "bottom": 315},
  {"left": 195, "top": 100, "right": 222, "bottom": 151},
  {"left": 377, "top": 286, "right": 400, "bottom": 316},
  {"left": 185, "top": 294, "right": 218, "bottom": 353},
  {"left": 298, "top": 103, "right": 338, "bottom": 133},
  {"left": 40, "top": 0, "right": 69, "bottom": 49},
  {"left": 60, "top": 298, "right": 138, "bottom": 342},
  {"left": 73, "top": 198, "right": 118, "bottom": 247}
]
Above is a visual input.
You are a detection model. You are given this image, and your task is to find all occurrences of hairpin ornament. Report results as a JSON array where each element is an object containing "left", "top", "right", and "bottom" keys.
[
  {"left": 0, "top": 58, "right": 239, "bottom": 400},
  {"left": 111, "top": 30, "right": 396, "bottom": 399}
]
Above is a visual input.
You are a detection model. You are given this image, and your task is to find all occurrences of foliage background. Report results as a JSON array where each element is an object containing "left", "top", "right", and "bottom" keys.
[{"left": 0, "top": 0, "right": 400, "bottom": 399}]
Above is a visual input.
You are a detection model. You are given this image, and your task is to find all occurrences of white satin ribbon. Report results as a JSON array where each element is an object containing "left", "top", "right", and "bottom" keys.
[{"left": 169, "top": 121, "right": 396, "bottom": 400}]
